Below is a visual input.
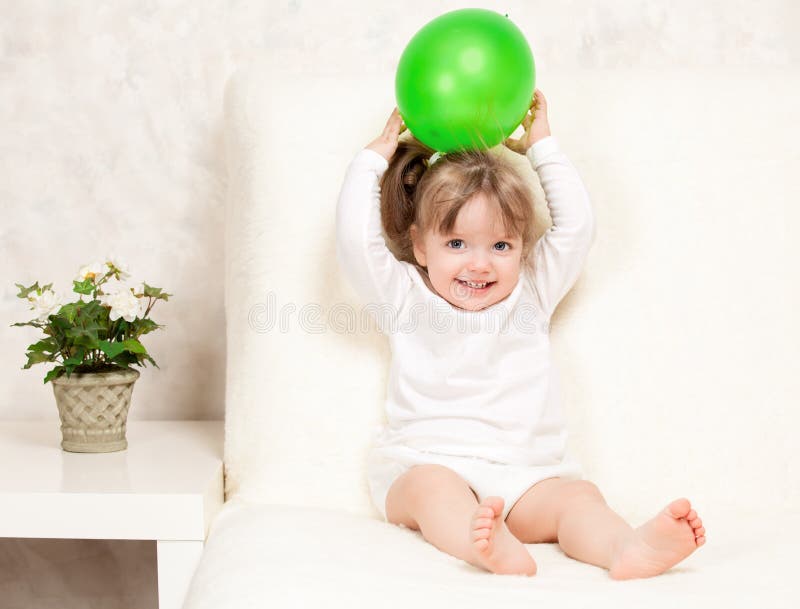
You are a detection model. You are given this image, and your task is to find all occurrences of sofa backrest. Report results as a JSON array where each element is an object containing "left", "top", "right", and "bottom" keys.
[{"left": 222, "top": 58, "right": 798, "bottom": 522}]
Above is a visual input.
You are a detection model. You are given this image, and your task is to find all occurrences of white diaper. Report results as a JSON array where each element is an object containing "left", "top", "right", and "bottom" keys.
[{"left": 366, "top": 443, "right": 584, "bottom": 523}]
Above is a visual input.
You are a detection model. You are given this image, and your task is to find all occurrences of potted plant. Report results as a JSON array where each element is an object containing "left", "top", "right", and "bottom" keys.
[{"left": 11, "top": 257, "right": 171, "bottom": 452}]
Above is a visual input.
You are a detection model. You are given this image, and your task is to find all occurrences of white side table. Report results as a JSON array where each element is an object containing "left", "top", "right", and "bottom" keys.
[{"left": 0, "top": 420, "right": 224, "bottom": 609}]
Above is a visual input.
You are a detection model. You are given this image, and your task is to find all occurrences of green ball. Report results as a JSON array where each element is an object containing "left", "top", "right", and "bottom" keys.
[{"left": 395, "top": 8, "right": 536, "bottom": 153}]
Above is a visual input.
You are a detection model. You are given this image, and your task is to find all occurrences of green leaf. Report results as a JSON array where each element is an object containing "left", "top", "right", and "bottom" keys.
[
  {"left": 109, "top": 352, "right": 138, "bottom": 367},
  {"left": 10, "top": 321, "right": 43, "bottom": 328},
  {"left": 72, "top": 333, "right": 100, "bottom": 350},
  {"left": 63, "top": 354, "right": 85, "bottom": 367},
  {"left": 63, "top": 345, "right": 86, "bottom": 365},
  {"left": 143, "top": 353, "right": 159, "bottom": 369},
  {"left": 77, "top": 299, "right": 106, "bottom": 320},
  {"left": 98, "top": 340, "right": 126, "bottom": 359},
  {"left": 48, "top": 315, "right": 72, "bottom": 335},
  {"left": 57, "top": 302, "right": 80, "bottom": 324},
  {"left": 142, "top": 283, "right": 162, "bottom": 298},
  {"left": 63, "top": 348, "right": 86, "bottom": 376},
  {"left": 27, "top": 338, "right": 58, "bottom": 354},
  {"left": 73, "top": 279, "right": 94, "bottom": 295},
  {"left": 132, "top": 318, "right": 160, "bottom": 335},
  {"left": 66, "top": 323, "right": 104, "bottom": 338},
  {"left": 15, "top": 282, "right": 40, "bottom": 299},
  {"left": 121, "top": 338, "right": 146, "bottom": 354},
  {"left": 43, "top": 366, "right": 64, "bottom": 384},
  {"left": 142, "top": 283, "right": 172, "bottom": 302},
  {"left": 23, "top": 351, "right": 54, "bottom": 369}
]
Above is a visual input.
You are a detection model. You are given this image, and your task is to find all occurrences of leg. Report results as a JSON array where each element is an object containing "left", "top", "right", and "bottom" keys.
[
  {"left": 156, "top": 539, "right": 204, "bottom": 609},
  {"left": 507, "top": 477, "right": 635, "bottom": 564},
  {"left": 385, "top": 464, "right": 537, "bottom": 575},
  {"left": 504, "top": 477, "right": 568, "bottom": 542},
  {"left": 505, "top": 478, "right": 707, "bottom": 579},
  {"left": 550, "top": 481, "right": 639, "bottom": 568}
]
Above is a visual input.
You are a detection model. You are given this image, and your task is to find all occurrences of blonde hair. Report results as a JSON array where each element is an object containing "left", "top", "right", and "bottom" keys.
[{"left": 379, "top": 136, "right": 537, "bottom": 269}]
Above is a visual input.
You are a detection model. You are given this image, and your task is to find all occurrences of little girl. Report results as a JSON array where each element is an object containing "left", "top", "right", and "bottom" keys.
[{"left": 336, "top": 89, "right": 706, "bottom": 579}]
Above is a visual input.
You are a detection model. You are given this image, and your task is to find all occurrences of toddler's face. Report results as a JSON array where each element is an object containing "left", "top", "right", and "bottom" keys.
[{"left": 411, "top": 193, "right": 524, "bottom": 312}]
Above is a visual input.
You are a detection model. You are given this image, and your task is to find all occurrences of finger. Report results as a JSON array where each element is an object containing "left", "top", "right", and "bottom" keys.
[
  {"left": 385, "top": 107, "right": 400, "bottom": 127},
  {"left": 389, "top": 120, "right": 405, "bottom": 136},
  {"left": 522, "top": 114, "right": 532, "bottom": 129},
  {"left": 385, "top": 114, "right": 403, "bottom": 136},
  {"left": 392, "top": 108, "right": 406, "bottom": 128}
]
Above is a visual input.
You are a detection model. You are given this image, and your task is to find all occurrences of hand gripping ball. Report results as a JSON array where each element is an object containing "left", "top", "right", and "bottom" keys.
[{"left": 395, "top": 8, "right": 536, "bottom": 153}]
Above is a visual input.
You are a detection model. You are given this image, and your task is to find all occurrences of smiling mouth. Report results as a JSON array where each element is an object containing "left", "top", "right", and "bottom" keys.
[{"left": 456, "top": 279, "right": 495, "bottom": 291}]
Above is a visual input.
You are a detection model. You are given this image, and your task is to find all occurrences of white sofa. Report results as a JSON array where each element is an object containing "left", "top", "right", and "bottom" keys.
[{"left": 182, "top": 60, "right": 799, "bottom": 608}]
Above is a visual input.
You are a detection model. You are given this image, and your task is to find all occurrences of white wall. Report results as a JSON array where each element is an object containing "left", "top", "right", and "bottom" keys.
[{"left": 1, "top": 1, "right": 796, "bottom": 607}]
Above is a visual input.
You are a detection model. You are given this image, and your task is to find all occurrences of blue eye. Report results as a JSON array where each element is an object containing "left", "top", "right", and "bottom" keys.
[
  {"left": 494, "top": 242, "right": 511, "bottom": 251},
  {"left": 447, "top": 239, "right": 464, "bottom": 249}
]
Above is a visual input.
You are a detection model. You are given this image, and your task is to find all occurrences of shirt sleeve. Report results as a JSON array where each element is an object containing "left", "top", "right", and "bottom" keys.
[
  {"left": 335, "top": 148, "right": 413, "bottom": 328},
  {"left": 524, "top": 135, "right": 596, "bottom": 318}
]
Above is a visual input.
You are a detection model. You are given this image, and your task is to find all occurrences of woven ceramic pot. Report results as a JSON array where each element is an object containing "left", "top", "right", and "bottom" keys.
[{"left": 51, "top": 368, "right": 140, "bottom": 453}]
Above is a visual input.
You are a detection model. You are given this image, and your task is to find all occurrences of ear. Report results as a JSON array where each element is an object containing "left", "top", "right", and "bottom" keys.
[{"left": 410, "top": 224, "right": 427, "bottom": 267}]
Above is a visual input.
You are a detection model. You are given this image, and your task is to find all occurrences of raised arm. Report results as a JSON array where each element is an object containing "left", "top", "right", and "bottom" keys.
[
  {"left": 335, "top": 147, "right": 412, "bottom": 327},
  {"left": 524, "top": 135, "right": 596, "bottom": 317},
  {"left": 503, "top": 90, "right": 595, "bottom": 317}
]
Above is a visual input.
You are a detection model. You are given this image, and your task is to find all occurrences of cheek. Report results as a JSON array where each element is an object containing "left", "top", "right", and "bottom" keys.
[
  {"left": 500, "top": 258, "right": 522, "bottom": 280},
  {"left": 431, "top": 262, "right": 461, "bottom": 287},
  {"left": 429, "top": 252, "right": 455, "bottom": 271}
]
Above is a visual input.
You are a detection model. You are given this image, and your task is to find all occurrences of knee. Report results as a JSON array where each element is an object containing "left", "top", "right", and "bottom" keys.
[{"left": 560, "top": 480, "right": 605, "bottom": 504}]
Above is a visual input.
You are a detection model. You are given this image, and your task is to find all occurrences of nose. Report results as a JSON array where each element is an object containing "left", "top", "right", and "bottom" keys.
[{"left": 467, "top": 251, "right": 491, "bottom": 273}]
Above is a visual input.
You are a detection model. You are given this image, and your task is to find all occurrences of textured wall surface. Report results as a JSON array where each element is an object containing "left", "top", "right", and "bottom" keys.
[{"left": 1, "top": 1, "right": 797, "bottom": 607}]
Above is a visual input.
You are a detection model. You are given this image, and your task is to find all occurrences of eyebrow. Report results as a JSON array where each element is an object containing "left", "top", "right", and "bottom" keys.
[{"left": 447, "top": 232, "right": 514, "bottom": 239}]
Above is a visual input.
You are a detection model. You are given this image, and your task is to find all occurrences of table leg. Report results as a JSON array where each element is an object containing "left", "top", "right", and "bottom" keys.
[{"left": 157, "top": 539, "right": 204, "bottom": 609}]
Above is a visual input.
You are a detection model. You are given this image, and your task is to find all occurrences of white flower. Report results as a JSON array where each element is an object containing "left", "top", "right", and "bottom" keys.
[
  {"left": 75, "top": 261, "right": 105, "bottom": 282},
  {"left": 105, "top": 255, "right": 131, "bottom": 280},
  {"left": 98, "top": 277, "right": 130, "bottom": 296},
  {"left": 99, "top": 288, "right": 147, "bottom": 322},
  {"left": 28, "top": 289, "right": 62, "bottom": 322}
]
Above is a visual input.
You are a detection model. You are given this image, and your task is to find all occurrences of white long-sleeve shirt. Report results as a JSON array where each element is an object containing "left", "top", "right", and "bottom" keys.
[{"left": 336, "top": 136, "right": 595, "bottom": 466}]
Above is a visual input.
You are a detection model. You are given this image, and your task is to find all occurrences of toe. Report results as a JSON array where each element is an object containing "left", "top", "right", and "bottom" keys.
[
  {"left": 474, "top": 517, "right": 493, "bottom": 530},
  {"left": 696, "top": 536, "right": 706, "bottom": 546},
  {"left": 695, "top": 526, "right": 705, "bottom": 537},
  {"left": 484, "top": 496, "right": 505, "bottom": 518},
  {"left": 473, "top": 527, "right": 490, "bottom": 541},
  {"left": 687, "top": 509, "right": 697, "bottom": 521},
  {"left": 666, "top": 498, "right": 692, "bottom": 519},
  {"left": 689, "top": 517, "right": 702, "bottom": 528}
]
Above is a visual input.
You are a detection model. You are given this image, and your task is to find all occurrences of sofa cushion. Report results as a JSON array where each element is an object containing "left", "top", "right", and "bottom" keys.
[{"left": 183, "top": 499, "right": 798, "bottom": 609}]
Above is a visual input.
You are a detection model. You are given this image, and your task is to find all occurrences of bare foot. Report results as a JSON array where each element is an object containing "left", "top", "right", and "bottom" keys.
[
  {"left": 470, "top": 496, "right": 538, "bottom": 576},
  {"left": 609, "top": 498, "right": 706, "bottom": 580}
]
